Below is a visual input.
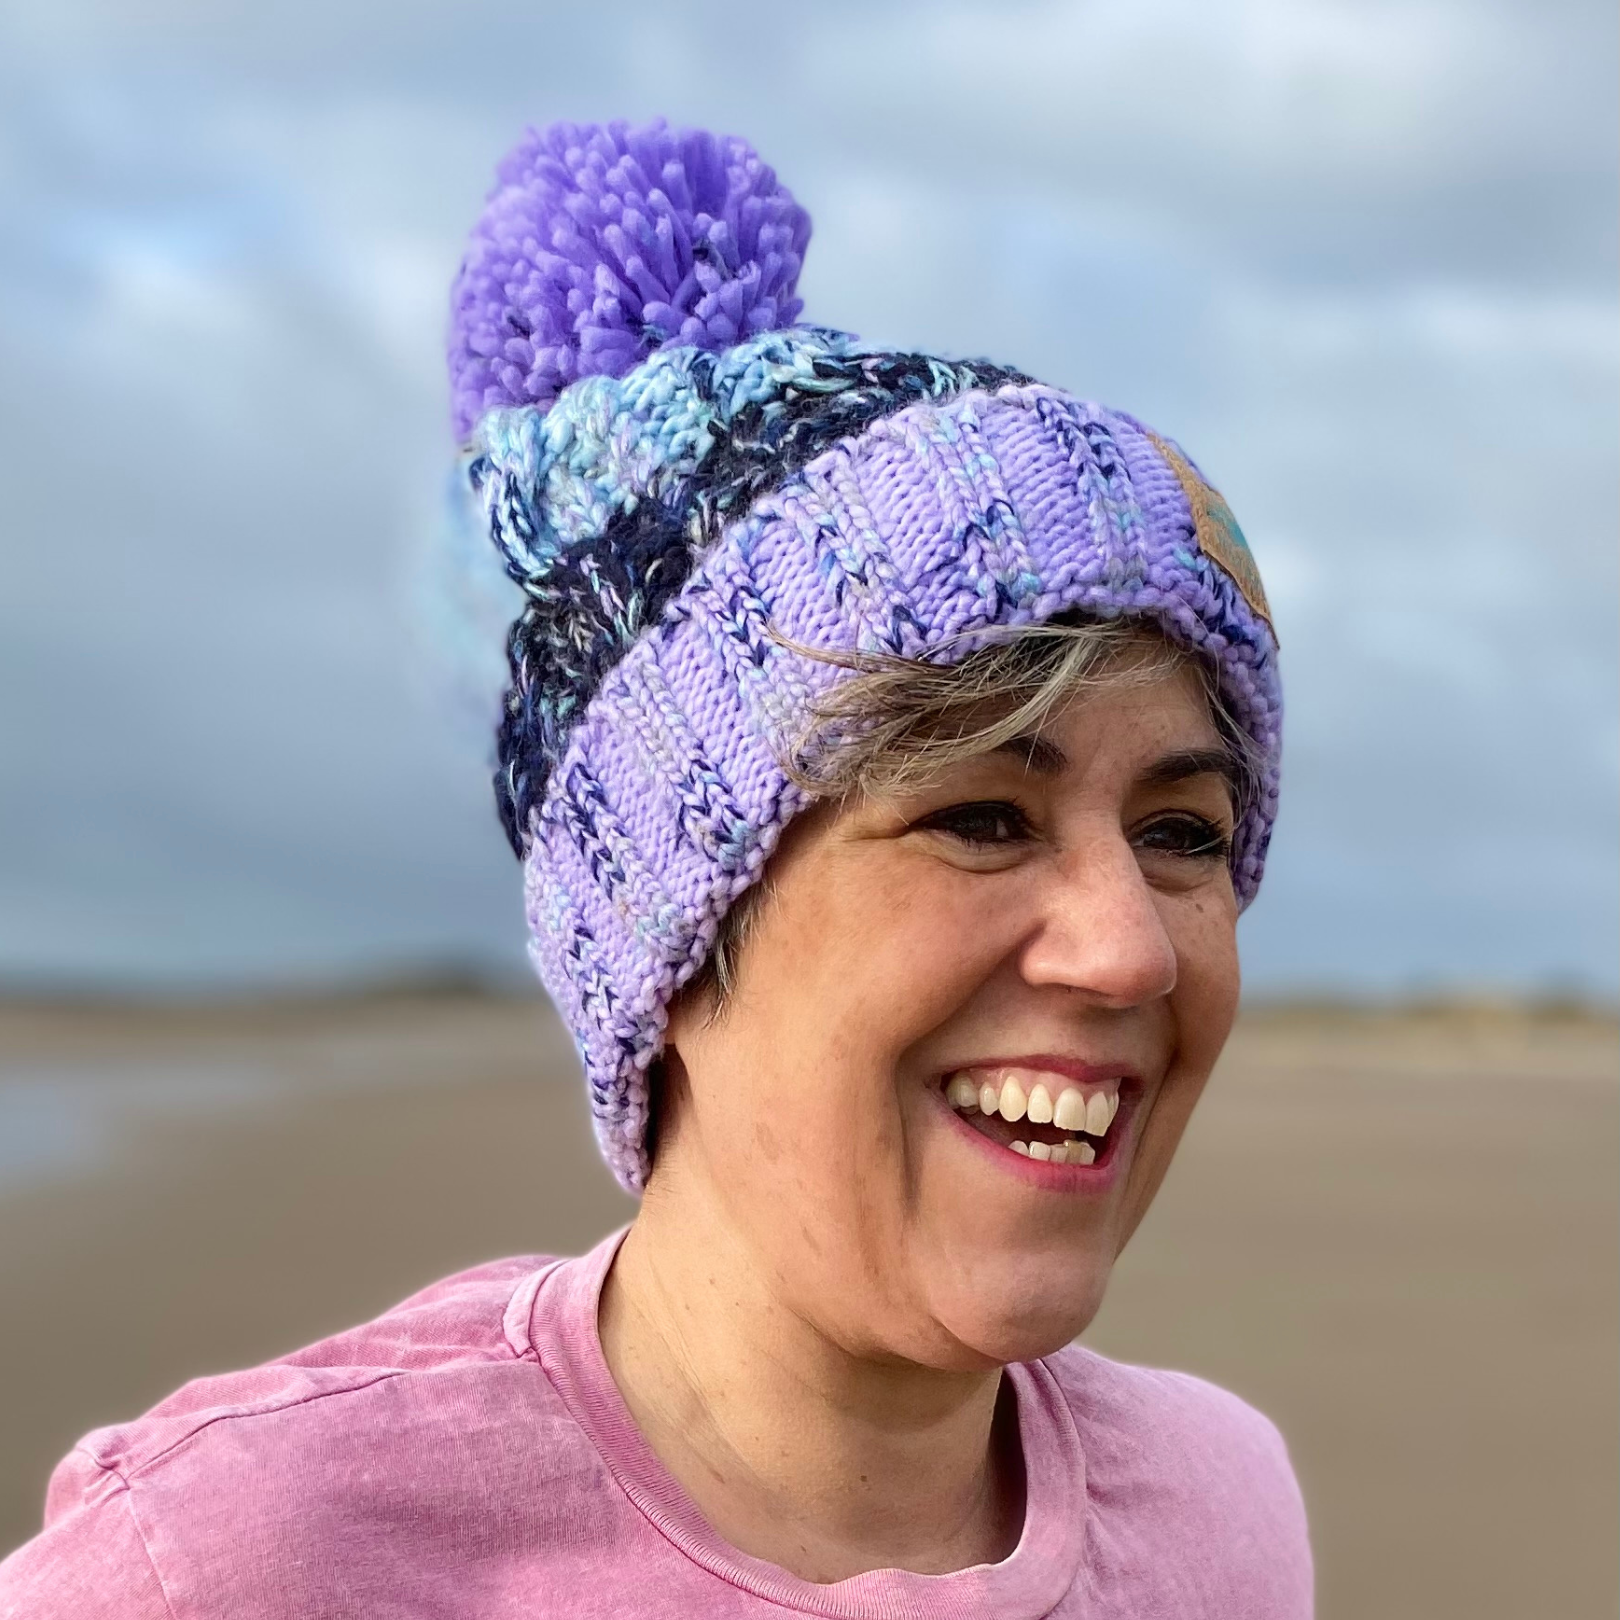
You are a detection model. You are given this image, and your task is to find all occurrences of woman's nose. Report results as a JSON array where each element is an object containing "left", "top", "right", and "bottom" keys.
[{"left": 1018, "top": 837, "right": 1179, "bottom": 1009}]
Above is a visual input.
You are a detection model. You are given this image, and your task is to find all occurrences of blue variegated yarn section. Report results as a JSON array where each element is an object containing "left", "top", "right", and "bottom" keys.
[
  {"left": 469, "top": 326, "right": 1033, "bottom": 852},
  {"left": 473, "top": 327, "right": 859, "bottom": 582}
]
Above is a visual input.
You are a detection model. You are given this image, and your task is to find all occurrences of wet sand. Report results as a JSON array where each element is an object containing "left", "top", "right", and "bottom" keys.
[{"left": 0, "top": 993, "right": 1614, "bottom": 1616}]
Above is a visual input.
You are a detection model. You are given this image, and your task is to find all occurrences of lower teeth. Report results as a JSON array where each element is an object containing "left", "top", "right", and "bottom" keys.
[{"left": 1011, "top": 1138, "right": 1097, "bottom": 1165}]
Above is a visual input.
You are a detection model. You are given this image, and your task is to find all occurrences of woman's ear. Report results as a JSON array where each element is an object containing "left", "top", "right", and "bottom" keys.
[
  {"left": 643, "top": 1035, "right": 696, "bottom": 1177},
  {"left": 642, "top": 1056, "right": 666, "bottom": 1168}
]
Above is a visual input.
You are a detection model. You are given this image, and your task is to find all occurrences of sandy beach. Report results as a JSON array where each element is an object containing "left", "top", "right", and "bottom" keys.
[{"left": 0, "top": 992, "right": 1613, "bottom": 1616}]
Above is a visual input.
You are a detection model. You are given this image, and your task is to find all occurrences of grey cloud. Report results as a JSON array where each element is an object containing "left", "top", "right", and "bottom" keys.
[{"left": 1, "top": 0, "right": 1614, "bottom": 996}]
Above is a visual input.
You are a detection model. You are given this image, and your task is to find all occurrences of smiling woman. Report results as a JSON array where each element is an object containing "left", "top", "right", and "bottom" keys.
[
  {"left": 0, "top": 121, "right": 1308, "bottom": 1617},
  {"left": 612, "top": 643, "right": 1258, "bottom": 1583}
]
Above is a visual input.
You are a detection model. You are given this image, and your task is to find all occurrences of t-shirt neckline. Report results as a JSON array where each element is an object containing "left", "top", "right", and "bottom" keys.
[{"left": 511, "top": 1229, "right": 1088, "bottom": 1620}]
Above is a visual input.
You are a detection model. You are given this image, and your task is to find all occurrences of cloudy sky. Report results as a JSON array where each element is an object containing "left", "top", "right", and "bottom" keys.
[{"left": 2, "top": 0, "right": 1615, "bottom": 998}]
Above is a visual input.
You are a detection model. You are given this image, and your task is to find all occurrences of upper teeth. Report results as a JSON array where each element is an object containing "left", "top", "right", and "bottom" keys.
[{"left": 944, "top": 1070, "right": 1121, "bottom": 1136}]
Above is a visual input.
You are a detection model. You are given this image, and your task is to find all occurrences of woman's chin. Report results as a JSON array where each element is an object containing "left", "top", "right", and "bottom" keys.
[{"left": 925, "top": 1254, "right": 1114, "bottom": 1367}]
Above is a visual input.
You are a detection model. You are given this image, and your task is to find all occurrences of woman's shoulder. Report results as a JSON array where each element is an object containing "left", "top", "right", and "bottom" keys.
[
  {"left": 0, "top": 1255, "right": 578, "bottom": 1617},
  {"left": 1042, "top": 1340, "right": 1294, "bottom": 1460},
  {"left": 68, "top": 1255, "right": 559, "bottom": 1481},
  {"left": 1038, "top": 1343, "right": 1311, "bottom": 1585}
]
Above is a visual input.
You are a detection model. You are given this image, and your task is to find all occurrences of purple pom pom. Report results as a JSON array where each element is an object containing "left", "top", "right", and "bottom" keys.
[{"left": 447, "top": 119, "right": 813, "bottom": 438}]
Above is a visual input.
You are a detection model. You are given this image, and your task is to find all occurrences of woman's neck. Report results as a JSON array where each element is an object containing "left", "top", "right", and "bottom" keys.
[{"left": 598, "top": 1185, "right": 1025, "bottom": 1584}]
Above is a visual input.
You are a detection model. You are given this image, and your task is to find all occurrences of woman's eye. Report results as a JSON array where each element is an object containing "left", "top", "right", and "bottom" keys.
[
  {"left": 1134, "top": 812, "right": 1232, "bottom": 861},
  {"left": 915, "top": 801, "right": 1033, "bottom": 848}
]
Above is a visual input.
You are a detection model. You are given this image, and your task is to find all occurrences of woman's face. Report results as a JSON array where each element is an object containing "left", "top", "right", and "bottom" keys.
[{"left": 658, "top": 659, "right": 1243, "bottom": 1369}]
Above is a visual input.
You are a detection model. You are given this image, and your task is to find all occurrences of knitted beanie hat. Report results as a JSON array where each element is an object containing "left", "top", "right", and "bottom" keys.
[{"left": 448, "top": 119, "right": 1281, "bottom": 1192}]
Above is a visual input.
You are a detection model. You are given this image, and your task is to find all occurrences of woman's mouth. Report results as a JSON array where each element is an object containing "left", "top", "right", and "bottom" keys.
[{"left": 940, "top": 1065, "right": 1132, "bottom": 1169}]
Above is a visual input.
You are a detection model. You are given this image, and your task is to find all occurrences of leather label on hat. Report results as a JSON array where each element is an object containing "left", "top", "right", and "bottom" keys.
[{"left": 1145, "top": 430, "right": 1274, "bottom": 635}]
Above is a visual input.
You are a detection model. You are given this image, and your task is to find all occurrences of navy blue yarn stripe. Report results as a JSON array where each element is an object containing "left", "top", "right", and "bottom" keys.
[{"left": 494, "top": 349, "right": 1031, "bottom": 854}]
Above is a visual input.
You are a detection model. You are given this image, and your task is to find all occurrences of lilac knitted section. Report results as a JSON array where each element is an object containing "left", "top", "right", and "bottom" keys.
[{"left": 519, "top": 383, "right": 1281, "bottom": 1191}]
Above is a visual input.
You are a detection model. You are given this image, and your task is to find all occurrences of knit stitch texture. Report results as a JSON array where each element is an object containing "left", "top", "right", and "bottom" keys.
[{"left": 447, "top": 120, "right": 1282, "bottom": 1190}]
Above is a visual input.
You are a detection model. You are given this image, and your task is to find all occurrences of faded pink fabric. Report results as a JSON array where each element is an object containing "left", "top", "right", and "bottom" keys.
[{"left": 0, "top": 1231, "right": 1311, "bottom": 1617}]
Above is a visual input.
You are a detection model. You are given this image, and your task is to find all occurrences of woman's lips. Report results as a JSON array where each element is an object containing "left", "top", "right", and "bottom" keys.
[{"left": 936, "top": 1061, "right": 1140, "bottom": 1180}]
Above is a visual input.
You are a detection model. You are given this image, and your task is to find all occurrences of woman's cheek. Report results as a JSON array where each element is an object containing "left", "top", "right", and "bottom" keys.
[
  {"left": 862, "top": 873, "right": 1019, "bottom": 1034},
  {"left": 1173, "top": 884, "right": 1242, "bottom": 1065},
  {"left": 1115, "top": 889, "right": 1239, "bottom": 1242}
]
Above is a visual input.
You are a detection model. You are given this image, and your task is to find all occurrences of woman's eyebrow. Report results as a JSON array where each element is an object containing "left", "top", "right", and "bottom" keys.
[
  {"left": 1140, "top": 747, "right": 1245, "bottom": 798},
  {"left": 988, "top": 738, "right": 1244, "bottom": 803}
]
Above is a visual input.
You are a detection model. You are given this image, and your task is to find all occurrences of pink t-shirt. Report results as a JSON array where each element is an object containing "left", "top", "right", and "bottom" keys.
[{"left": 0, "top": 1231, "right": 1311, "bottom": 1617}]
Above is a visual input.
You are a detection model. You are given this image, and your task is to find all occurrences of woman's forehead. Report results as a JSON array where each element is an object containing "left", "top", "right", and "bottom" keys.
[{"left": 986, "top": 667, "right": 1227, "bottom": 774}]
